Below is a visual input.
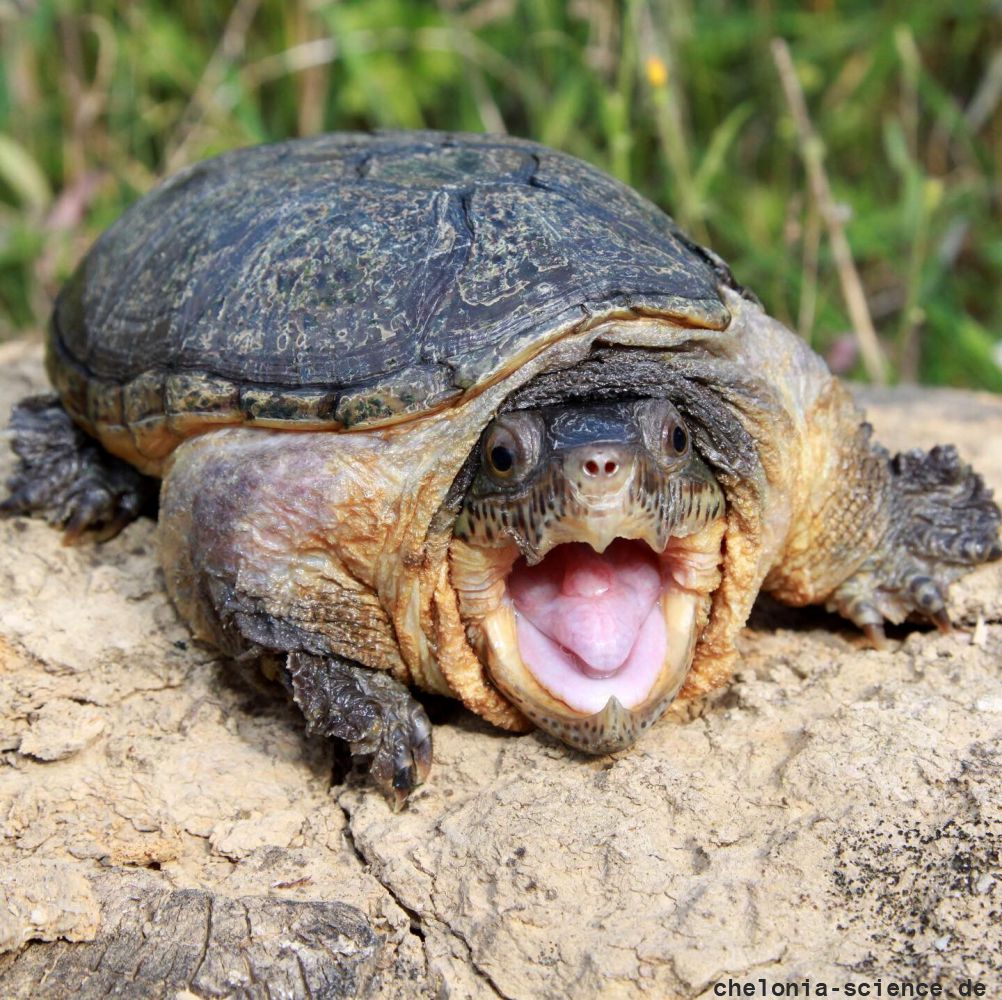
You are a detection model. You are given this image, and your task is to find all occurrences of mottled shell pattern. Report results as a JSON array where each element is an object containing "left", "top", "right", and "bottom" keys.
[{"left": 48, "top": 131, "right": 732, "bottom": 471}]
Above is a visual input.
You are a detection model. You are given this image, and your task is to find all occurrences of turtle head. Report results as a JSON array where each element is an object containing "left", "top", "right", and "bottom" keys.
[{"left": 451, "top": 398, "right": 726, "bottom": 753}]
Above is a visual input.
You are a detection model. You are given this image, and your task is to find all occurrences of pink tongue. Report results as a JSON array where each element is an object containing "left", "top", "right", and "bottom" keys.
[{"left": 508, "top": 540, "right": 663, "bottom": 675}]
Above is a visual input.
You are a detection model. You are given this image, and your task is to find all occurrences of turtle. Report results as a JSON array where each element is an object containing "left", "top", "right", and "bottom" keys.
[{"left": 4, "top": 130, "right": 1000, "bottom": 807}]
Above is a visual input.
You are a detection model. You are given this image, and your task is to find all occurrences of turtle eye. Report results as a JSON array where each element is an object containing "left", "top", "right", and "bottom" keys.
[
  {"left": 485, "top": 426, "right": 520, "bottom": 480},
  {"left": 665, "top": 420, "right": 689, "bottom": 456},
  {"left": 479, "top": 413, "right": 542, "bottom": 486},
  {"left": 491, "top": 443, "right": 515, "bottom": 474}
]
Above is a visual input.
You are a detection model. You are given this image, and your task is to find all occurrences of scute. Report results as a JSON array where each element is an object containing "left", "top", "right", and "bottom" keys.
[{"left": 52, "top": 131, "right": 730, "bottom": 450}]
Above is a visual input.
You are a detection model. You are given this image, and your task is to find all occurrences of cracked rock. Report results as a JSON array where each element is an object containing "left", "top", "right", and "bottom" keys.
[
  {"left": 1, "top": 340, "right": 1000, "bottom": 998},
  {"left": 210, "top": 809, "right": 305, "bottom": 859}
]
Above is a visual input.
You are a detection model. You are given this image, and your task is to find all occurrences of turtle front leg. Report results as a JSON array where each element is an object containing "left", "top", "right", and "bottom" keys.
[
  {"left": 762, "top": 385, "right": 1000, "bottom": 643},
  {"left": 2, "top": 394, "right": 153, "bottom": 541},
  {"left": 827, "top": 442, "right": 1001, "bottom": 644},
  {"left": 158, "top": 427, "right": 437, "bottom": 807},
  {"left": 285, "top": 652, "right": 432, "bottom": 809}
]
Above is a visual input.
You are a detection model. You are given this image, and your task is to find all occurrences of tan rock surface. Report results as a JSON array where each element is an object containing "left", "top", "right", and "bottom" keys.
[{"left": 0, "top": 339, "right": 999, "bottom": 998}]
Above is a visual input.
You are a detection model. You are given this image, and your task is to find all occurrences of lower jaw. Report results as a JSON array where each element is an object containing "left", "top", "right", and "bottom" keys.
[{"left": 479, "top": 587, "right": 702, "bottom": 754}]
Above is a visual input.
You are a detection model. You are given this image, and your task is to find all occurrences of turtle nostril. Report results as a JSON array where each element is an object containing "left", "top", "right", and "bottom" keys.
[{"left": 582, "top": 455, "right": 622, "bottom": 477}]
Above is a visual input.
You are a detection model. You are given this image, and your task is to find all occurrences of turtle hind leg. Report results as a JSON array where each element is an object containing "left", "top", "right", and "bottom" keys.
[
  {"left": 284, "top": 651, "right": 433, "bottom": 810},
  {"left": 2, "top": 393, "right": 154, "bottom": 541},
  {"left": 829, "top": 443, "right": 1001, "bottom": 642}
]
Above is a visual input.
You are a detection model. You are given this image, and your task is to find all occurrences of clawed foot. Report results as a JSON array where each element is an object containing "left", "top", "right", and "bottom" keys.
[
  {"left": 831, "top": 444, "right": 1000, "bottom": 642},
  {"left": 2, "top": 394, "right": 152, "bottom": 541},
  {"left": 285, "top": 651, "right": 433, "bottom": 809}
]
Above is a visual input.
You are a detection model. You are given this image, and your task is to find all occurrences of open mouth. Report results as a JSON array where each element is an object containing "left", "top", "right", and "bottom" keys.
[
  {"left": 450, "top": 524, "right": 725, "bottom": 752},
  {"left": 508, "top": 539, "right": 681, "bottom": 713}
]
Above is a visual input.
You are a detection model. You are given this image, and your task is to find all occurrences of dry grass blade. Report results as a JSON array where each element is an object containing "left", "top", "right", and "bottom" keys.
[
  {"left": 165, "top": 0, "right": 263, "bottom": 175},
  {"left": 771, "top": 37, "right": 888, "bottom": 385},
  {"left": 964, "top": 47, "right": 1002, "bottom": 132}
]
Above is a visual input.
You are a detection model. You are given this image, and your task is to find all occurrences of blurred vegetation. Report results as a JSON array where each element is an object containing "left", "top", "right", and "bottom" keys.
[{"left": 0, "top": 0, "right": 1000, "bottom": 388}]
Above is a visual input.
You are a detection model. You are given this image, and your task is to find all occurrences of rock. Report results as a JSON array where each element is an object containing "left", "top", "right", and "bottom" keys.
[
  {"left": 210, "top": 809, "right": 305, "bottom": 859},
  {"left": 1, "top": 339, "right": 1000, "bottom": 998},
  {"left": 0, "top": 861, "right": 100, "bottom": 954},
  {"left": 18, "top": 698, "right": 106, "bottom": 761}
]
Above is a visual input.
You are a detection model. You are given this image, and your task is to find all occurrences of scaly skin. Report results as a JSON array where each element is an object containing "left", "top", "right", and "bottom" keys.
[{"left": 1, "top": 394, "right": 153, "bottom": 539}]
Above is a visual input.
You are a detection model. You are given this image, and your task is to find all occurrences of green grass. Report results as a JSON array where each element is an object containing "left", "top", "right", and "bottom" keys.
[{"left": 0, "top": 0, "right": 999, "bottom": 389}]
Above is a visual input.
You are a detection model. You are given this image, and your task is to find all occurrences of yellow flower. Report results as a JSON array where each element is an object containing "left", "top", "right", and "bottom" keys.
[{"left": 645, "top": 55, "right": 668, "bottom": 89}]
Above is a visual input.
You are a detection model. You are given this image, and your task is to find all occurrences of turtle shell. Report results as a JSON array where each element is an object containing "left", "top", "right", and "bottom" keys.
[{"left": 49, "top": 131, "right": 733, "bottom": 468}]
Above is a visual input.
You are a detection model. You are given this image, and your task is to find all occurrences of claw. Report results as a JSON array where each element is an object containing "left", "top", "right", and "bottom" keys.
[
  {"left": 62, "top": 514, "right": 89, "bottom": 545},
  {"left": 863, "top": 623, "right": 888, "bottom": 650},
  {"left": 931, "top": 608, "right": 952, "bottom": 634},
  {"left": 827, "top": 438, "right": 1000, "bottom": 653},
  {"left": 409, "top": 705, "right": 434, "bottom": 784},
  {"left": 374, "top": 703, "right": 433, "bottom": 810},
  {"left": 366, "top": 712, "right": 433, "bottom": 811},
  {"left": 3, "top": 394, "right": 148, "bottom": 541},
  {"left": 390, "top": 761, "right": 418, "bottom": 812}
]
